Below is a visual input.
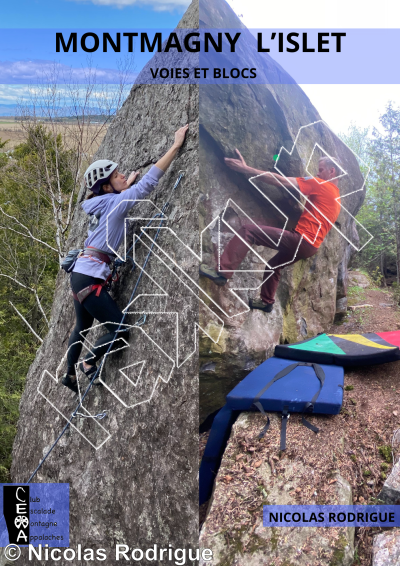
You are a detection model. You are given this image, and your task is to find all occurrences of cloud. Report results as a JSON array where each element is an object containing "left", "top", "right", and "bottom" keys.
[
  {"left": 0, "top": 82, "right": 131, "bottom": 115},
  {"left": 68, "top": 0, "right": 190, "bottom": 11},
  {"left": 0, "top": 60, "right": 137, "bottom": 85},
  {"left": 0, "top": 85, "right": 33, "bottom": 104}
]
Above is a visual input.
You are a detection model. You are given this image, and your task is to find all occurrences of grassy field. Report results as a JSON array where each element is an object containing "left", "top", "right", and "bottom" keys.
[
  {"left": 0, "top": 117, "right": 108, "bottom": 152},
  {"left": 0, "top": 118, "right": 26, "bottom": 148}
]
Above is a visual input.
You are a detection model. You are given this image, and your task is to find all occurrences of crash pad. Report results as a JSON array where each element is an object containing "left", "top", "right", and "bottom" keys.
[
  {"left": 199, "top": 357, "right": 344, "bottom": 505},
  {"left": 275, "top": 331, "right": 400, "bottom": 366}
]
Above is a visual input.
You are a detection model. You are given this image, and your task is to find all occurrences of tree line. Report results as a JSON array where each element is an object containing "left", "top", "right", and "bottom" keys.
[
  {"left": 340, "top": 103, "right": 400, "bottom": 286},
  {"left": 0, "top": 75, "right": 128, "bottom": 480}
]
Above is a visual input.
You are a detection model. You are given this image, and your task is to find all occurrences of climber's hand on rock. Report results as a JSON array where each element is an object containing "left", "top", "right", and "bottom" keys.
[
  {"left": 126, "top": 170, "right": 140, "bottom": 186},
  {"left": 235, "top": 148, "right": 247, "bottom": 165},
  {"left": 173, "top": 124, "right": 189, "bottom": 148},
  {"left": 224, "top": 149, "right": 250, "bottom": 174},
  {"left": 156, "top": 125, "right": 188, "bottom": 172}
]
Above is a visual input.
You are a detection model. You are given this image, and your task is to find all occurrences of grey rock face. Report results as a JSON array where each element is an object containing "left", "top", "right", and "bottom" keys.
[
  {"left": 378, "top": 459, "right": 400, "bottom": 504},
  {"left": 348, "top": 270, "right": 371, "bottom": 289},
  {"left": 199, "top": 0, "right": 365, "bottom": 421},
  {"left": 335, "top": 296, "right": 348, "bottom": 323},
  {"left": 10, "top": 1, "right": 200, "bottom": 563},
  {"left": 373, "top": 530, "right": 400, "bottom": 566}
]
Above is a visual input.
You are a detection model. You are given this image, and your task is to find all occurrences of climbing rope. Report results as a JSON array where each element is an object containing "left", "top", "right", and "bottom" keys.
[{"left": 26, "top": 170, "right": 185, "bottom": 483}]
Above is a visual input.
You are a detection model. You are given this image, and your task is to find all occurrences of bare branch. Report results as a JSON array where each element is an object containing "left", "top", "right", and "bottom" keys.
[
  {"left": 13, "top": 57, "right": 134, "bottom": 258},
  {"left": 0, "top": 273, "right": 50, "bottom": 326},
  {"left": 9, "top": 301, "right": 43, "bottom": 343},
  {"left": 0, "top": 224, "right": 59, "bottom": 254}
]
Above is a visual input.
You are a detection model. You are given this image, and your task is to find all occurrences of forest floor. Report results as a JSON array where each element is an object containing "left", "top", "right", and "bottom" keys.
[
  {"left": 200, "top": 270, "right": 400, "bottom": 566},
  {"left": 327, "top": 271, "right": 400, "bottom": 565}
]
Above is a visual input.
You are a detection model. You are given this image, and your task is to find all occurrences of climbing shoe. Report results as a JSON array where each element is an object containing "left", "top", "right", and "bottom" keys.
[
  {"left": 61, "top": 374, "right": 79, "bottom": 394},
  {"left": 199, "top": 264, "right": 228, "bottom": 286},
  {"left": 79, "top": 361, "right": 98, "bottom": 380},
  {"left": 249, "top": 298, "right": 274, "bottom": 313}
]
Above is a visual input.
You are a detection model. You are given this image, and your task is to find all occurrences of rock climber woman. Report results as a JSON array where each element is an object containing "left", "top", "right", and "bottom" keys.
[{"left": 62, "top": 124, "right": 188, "bottom": 393}]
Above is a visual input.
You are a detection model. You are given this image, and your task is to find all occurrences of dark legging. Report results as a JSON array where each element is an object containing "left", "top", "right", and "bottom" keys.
[
  {"left": 67, "top": 272, "right": 128, "bottom": 375},
  {"left": 220, "top": 225, "right": 319, "bottom": 304}
]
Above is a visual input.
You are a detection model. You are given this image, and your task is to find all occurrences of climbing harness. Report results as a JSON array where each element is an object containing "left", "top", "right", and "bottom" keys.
[
  {"left": 71, "top": 274, "right": 114, "bottom": 304},
  {"left": 82, "top": 247, "right": 116, "bottom": 264},
  {"left": 26, "top": 170, "right": 185, "bottom": 483},
  {"left": 61, "top": 246, "right": 115, "bottom": 275},
  {"left": 66, "top": 247, "right": 118, "bottom": 303}
]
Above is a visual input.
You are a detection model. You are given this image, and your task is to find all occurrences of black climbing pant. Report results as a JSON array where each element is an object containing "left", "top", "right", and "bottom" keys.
[{"left": 67, "top": 272, "right": 128, "bottom": 375}]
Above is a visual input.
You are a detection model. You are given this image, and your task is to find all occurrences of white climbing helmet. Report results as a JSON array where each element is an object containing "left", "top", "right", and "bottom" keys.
[{"left": 84, "top": 159, "right": 118, "bottom": 194}]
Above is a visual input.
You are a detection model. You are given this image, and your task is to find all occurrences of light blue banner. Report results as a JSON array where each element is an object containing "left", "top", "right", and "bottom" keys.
[
  {"left": 0, "top": 28, "right": 399, "bottom": 84},
  {"left": 264, "top": 505, "right": 400, "bottom": 527},
  {"left": 0, "top": 483, "right": 69, "bottom": 547}
]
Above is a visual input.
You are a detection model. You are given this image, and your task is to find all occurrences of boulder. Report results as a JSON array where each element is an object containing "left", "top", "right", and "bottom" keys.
[
  {"left": 378, "top": 459, "right": 400, "bottom": 504},
  {"left": 348, "top": 271, "right": 371, "bottom": 289},
  {"left": 199, "top": 0, "right": 365, "bottom": 421},
  {"left": 373, "top": 530, "right": 400, "bottom": 566},
  {"left": 9, "top": 1, "right": 200, "bottom": 562}
]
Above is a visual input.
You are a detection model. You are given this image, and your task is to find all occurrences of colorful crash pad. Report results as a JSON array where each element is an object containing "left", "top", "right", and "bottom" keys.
[{"left": 275, "top": 331, "right": 400, "bottom": 366}]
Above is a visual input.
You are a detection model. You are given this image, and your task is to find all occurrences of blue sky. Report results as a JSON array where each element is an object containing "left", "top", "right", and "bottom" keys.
[
  {"left": 2, "top": 0, "right": 400, "bottom": 132},
  {"left": 2, "top": 0, "right": 188, "bottom": 28},
  {"left": 234, "top": 0, "right": 400, "bottom": 133},
  {"left": 0, "top": 0, "right": 189, "bottom": 108}
]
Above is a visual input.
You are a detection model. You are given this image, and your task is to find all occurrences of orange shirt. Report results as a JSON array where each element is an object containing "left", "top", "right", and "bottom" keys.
[{"left": 295, "top": 176, "right": 341, "bottom": 248}]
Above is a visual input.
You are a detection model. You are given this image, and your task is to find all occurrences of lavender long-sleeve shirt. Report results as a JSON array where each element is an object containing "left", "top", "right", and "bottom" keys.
[{"left": 73, "top": 165, "right": 164, "bottom": 280}]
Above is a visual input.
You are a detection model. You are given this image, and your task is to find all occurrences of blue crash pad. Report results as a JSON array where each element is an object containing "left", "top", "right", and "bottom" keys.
[
  {"left": 227, "top": 357, "right": 344, "bottom": 415},
  {"left": 199, "top": 357, "right": 344, "bottom": 505}
]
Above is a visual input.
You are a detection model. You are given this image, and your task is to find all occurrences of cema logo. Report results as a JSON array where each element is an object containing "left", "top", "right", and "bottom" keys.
[{"left": 3, "top": 485, "right": 30, "bottom": 544}]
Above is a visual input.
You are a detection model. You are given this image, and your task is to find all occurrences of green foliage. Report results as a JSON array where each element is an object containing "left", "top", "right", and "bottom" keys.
[
  {"left": 379, "top": 445, "right": 393, "bottom": 463},
  {"left": 391, "top": 282, "right": 400, "bottom": 306},
  {"left": 340, "top": 105, "right": 400, "bottom": 283},
  {"left": 13, "top": 125, "right": 75, "bottom": 199},
  {"left": 347, "top": 285, "right": 366, "bottom": 305},
  {"left": 344, "top": 385, "right": 354, "bottom": 391},
  {"left": 0, "top": 137, "right": 9, "bottom": 168},
  {"left": 0, "top": 125, "right": 69, "bottom": 480},
  {"left": 370, "top": 266, "right": 384, "bottom": 287}
]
